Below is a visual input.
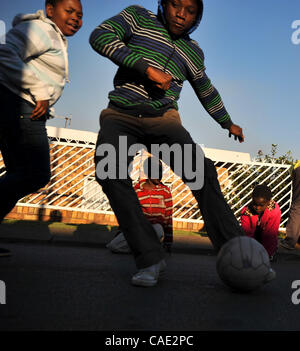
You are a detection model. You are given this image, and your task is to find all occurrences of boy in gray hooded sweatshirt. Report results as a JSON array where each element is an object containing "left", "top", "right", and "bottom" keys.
[{"left": 0, "top": 0, "right": 83, "bottom": 257}]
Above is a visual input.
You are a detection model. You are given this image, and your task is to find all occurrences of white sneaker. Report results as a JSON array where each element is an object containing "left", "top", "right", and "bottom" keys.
[
  {"left": 106, "top": 232, "right": 131, "bottom": 253},
  {"left": 265, "top": 268, "right": 276, "bottom": 283},
  {"left": 131, "top": 259, "right": 166, "bottom": 287}
]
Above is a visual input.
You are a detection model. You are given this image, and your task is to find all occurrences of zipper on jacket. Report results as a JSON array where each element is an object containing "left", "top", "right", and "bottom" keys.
[{"left": 163, "top": 40, "right": 176, "bottom": 74}]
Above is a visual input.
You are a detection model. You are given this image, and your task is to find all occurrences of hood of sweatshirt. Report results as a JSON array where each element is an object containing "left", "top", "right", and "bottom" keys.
[
  {"left": 157, "top": 0, "right": 203, "bottom": 35},
  {"left": 12, "top": 10, "right": 69, "bottom": 84},
  {"left": 12, "top": 9, "right": 63, "bottom": 35}
]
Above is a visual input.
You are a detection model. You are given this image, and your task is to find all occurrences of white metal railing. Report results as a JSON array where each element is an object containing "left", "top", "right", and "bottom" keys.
[{"left": 0, "top": 127, "right": 293, "bottom": 228}]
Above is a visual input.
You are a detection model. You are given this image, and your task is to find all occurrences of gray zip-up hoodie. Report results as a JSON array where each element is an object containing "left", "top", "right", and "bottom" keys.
[{"left": 0, "top": 10, "right": 69, "bottom": 108}]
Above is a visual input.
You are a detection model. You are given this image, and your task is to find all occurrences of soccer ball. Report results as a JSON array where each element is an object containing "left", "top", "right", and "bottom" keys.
[{"left": 216, "top": 236, "right": 276, "bottom": 292}]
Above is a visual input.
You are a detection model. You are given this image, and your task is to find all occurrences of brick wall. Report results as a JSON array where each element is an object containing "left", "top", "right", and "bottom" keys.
[
  {"left": 5, "top": 205, "right": 204, "bottom": 232},
  {"left": 1, "top": 144, "right": 215, "bottom": 232}
]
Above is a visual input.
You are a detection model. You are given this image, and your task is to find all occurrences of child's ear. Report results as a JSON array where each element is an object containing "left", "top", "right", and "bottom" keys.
[{"left": 45, "top": 4, "right": 54, "bottom": 18}]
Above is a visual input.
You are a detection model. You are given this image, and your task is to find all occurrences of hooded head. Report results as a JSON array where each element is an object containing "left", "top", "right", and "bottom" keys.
[
  {"left": 158, "top": 0, "right": 203, "bottom": 36},
  {"left": 12, "top": 0, "right": 82, "bottom": 37}
]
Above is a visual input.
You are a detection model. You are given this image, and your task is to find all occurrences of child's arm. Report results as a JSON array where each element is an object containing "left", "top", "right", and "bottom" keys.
[
  {"left": 89, "top": 6, "right": 172, "bottom": 91},
  {"left": 188, "top": 47, "right": 244, "bottom": 142},
  {"left": 0, "top": 21, "right": 52, "bottom": 109},
  {"left": 263, "top": 204, "right": 281, "bottom": 238},
  {"left": 240, "top": 209, "right": 256, "bottom": 238},
  {"left": 89, "top": 6, "right": 150, "bottom": 77}
]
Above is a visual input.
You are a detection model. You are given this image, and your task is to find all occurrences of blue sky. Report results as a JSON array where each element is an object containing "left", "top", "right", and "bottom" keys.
[{"left": 1, "top": 0, "right": 300, "bottom": 159}]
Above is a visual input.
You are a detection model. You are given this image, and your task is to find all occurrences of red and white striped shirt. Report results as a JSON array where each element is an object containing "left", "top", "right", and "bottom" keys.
[{"left": 134, "top": 180, "right": 173, "bottom": 243}]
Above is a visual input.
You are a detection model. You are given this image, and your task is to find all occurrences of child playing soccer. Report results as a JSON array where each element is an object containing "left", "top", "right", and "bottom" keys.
[
  {"left": 90, "top": 0, "right": 247, "bottom": 287},
  {"left": 0, "top": 0, "right": 83, "bottom": 257}
]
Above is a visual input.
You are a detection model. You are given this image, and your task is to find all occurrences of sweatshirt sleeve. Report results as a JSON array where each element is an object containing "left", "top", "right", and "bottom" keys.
[
  {"left": 89, "top": 6, "right": 150, "bottom": 76},
  {"left": 263, "top": 204, "right": 281, "bottom": 237},
  {"left": 240, "top": 207, "right": 255, "bottom": 238},
  {"left": 188, "top": 44, "right": 233, "bottom": 129},
  {"left": 0, "top": 20, "right": 52, "bottom": 101}
]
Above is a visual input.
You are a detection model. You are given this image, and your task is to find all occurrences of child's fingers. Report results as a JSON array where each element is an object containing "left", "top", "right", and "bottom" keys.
[
  {"left": 239, "top": 134, "right": 245, "bottom": 142},
  {"left": 30, "top": 107, "right": 43, "bottom": 120},
  {"left": 31, "top": 109, "right": 45, "bottom": 120},
  {"left": 30, "top": 100, "right": 49, "bottom": 120},
  {"left": 229, "top": 131, "right": 245, "bottom": 143}
]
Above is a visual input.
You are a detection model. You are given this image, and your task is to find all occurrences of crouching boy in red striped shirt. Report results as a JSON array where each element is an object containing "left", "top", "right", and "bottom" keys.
[{"left": 107, "top": 157, "right": 173, "bottom": 253}]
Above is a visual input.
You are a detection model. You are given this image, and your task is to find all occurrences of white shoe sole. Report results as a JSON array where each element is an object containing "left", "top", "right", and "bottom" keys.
[
  {"left": 131, "top": 277, "right": 158, "bottom": 287},
  {"left": 131, "top": 260, "right": 166, "bottom": 287}
]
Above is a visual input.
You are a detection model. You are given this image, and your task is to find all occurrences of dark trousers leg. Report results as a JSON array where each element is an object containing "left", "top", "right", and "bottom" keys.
[
  {"left": 0, "top": 86, "right": 51, "bottom": 222},
  {"left": 144, "top": 115, "right": 244, "bottom": 252},
  {"left": 94, "top": 113, "right": 164, "bottom": 269},
  {"left": 286, "top": 205, "right": 300, "bottom": 246},
  {"left": 286, "top": 167, "right": 300, "bottom": 245},
  {"left": 192, "top": 158, "right": 245, "bottom": 251}
]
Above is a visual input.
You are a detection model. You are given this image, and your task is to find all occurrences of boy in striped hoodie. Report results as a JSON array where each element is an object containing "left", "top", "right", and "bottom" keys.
[
  {"left": 0, "top": 0, "right": 83, "bottom": 257},
  {"left": 90, "top": 0, "right": 246, "bottom": 287}
]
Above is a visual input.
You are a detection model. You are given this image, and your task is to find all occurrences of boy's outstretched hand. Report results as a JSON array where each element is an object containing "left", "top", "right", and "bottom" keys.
[
  {"left": 146, "top": 66, "right": 172, "bottom": 91},
  {"left": 228, "top": 124, "right": 244, "bottom": 143},
  {"left": 30, "top": 100, "right": 49, "bottom": 120}
]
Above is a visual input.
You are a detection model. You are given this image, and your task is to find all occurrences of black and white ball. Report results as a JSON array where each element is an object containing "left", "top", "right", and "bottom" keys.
[{"left": 216, "top": 236, "right": 276, "bottom": 292}]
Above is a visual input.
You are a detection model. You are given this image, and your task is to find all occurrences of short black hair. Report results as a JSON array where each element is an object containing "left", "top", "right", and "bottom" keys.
[
  {"left": 45, "top": 0, "right": 63, "bottom": 6},
  {"left": 45, "top": 0, "right": 81, "bottom": 6},
  {"left": 253, "top": 184, "right": 272, "bottom": 201},
  {"left": 162, "top": 0, "right": 204, "bottom": 19},
  {"left": 143, "top": 157, "right": 163, "bottom": 181}
]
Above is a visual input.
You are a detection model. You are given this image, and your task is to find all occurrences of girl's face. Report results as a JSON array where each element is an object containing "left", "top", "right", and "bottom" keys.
[
  {"left": 252, "top": 197, "right": 270, "bottom": 215},
  {"left": 46, "top": 0, "right": 83, "bottom": 37}
]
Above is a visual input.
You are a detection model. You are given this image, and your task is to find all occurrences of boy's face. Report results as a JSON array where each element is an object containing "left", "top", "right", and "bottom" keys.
[
  {"left": 46, "top": 0, "right": 83, "bottom": 36},
  {"left": 252, "top": 197, "right": 270, "bottom": 215},
  {"left": 149, "top": 179, "right": 160, "bottom": 185},
  {"left": 163, "top": 0, "right": 198, "bottom": 37}
]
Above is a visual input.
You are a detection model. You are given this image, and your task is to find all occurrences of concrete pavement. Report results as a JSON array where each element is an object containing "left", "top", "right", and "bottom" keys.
[{"left": 0, "top": 220, "right": 300, "bottom": 332}]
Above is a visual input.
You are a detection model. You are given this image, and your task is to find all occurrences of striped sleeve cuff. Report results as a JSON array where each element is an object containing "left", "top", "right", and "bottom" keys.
[
  {"left": 220, "top": 118, "right": 233, "bottom": 130},
  {"left": 132, "top": 57, "right": 150, "bottom": 76}
]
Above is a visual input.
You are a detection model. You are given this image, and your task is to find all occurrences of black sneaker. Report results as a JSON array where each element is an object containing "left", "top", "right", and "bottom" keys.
[
  {"left": 0, "top": 248, "right": 11, "bottom": 257},
  {"left": 279, "top": 238, "right": 295, "bottom": 250}
]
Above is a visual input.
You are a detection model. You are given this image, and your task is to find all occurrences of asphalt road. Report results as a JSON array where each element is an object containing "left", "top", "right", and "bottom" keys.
[{"left": 0, "top": 241, "right": 299, "bottom": 332}]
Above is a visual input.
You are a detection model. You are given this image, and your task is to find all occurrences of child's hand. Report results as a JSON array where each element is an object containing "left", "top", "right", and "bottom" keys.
[
  {"left": 30, "top": 100, "right": 49, "bottom": 120},
  {"left": 146, "top": 66, "right": 172, "bottom": 91},
  {"left": 228, "top": 124, "right": 245, "bottom": 143}
]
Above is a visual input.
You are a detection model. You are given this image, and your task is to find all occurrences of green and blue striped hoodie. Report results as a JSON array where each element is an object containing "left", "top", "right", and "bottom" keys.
[
  {"left": 90, "top": 0, "right": 233, "bottom": 129},
  {"left": 0, "top": 10, "right": 69, "bottom": 109}
]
